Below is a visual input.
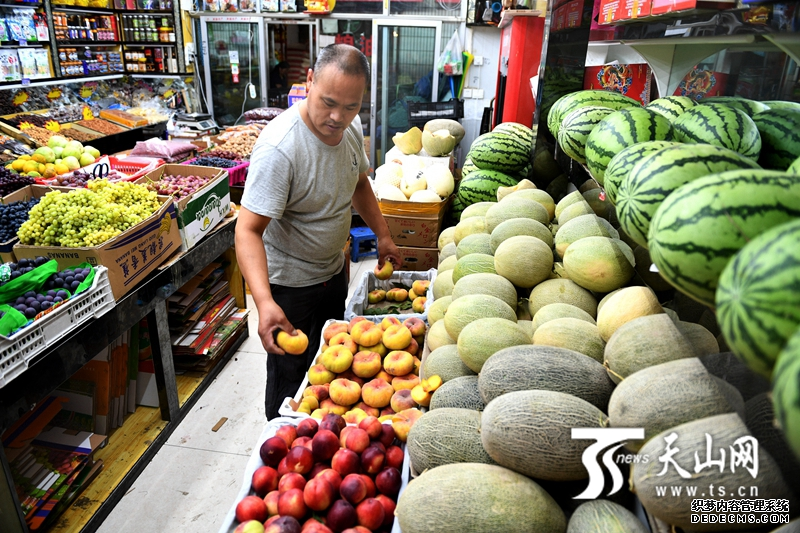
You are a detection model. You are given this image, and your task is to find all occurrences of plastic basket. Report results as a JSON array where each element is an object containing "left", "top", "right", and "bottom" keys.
[
  {"left": 344, "top": 269, "right": 437, "bottom": 324},
  {"left": 182, "top": 157, "right": 250, "bottom": 186},
  {"left": 407, "top": 99, "right": 464, "bottom": 128},
  {"left": 0, "top": 266, "right": 115, "bottom": 389},
  {"left": 37, "top": 156, "right": 164, "bottom": 186}
]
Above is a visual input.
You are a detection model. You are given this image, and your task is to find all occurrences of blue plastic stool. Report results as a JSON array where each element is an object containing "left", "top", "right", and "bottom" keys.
[{"left": 350, "top": 226, "right": 378, "bottom": 262}]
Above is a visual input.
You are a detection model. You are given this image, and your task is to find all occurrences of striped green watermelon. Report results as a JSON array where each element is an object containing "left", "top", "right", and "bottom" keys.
[
  {"left": 648, "top": 169, "right": 800, "bottom": 307},
  {"left": 753, "top": 109, "right": 800, "bottom": 170},
  {"left": 512, "top": 163, "right": 533, "bottom": 182},
  {"left": 462, "top": 156, "right": 479, "bottom": 179},
  {"left": 616, "top": 144, "right": 761, "bottom": 248},
  {"left": 557, "top": 106, "right": 614, "bottom": 164},
  {"left": 645, "top": 96, "right": 696, "bottom": 122},
  {"left": 547, "top": 89, "right": 641, "bottom": 138},
  {"left": 453, "top": 170, "right": 519, "bottom": 220},
  {"left": 790, "top": 155, "right": 800, "bottom": 175},
  {"left": 602, "top": 141, "right": 676, "bottom": 197},
  {"left": 493, "top": 122, "right": 534, "bottom": 151},
  {"left": 763, "top": 100, "right": 800, "bottom": 111},
  {"left": 772, "top": 326, "right": 800, "bottom": 460},
  {"left": 701, "top": 96, "right": 770, "bottom": 116},
  {"left": 673, "top": 104, "right": 762, "bottom": 160},
  {"left": 469, "top": 132, "right": 529, "bottom": 173},
  {"left": 585, "top": 108, "right": 675, "bottom": 183},
  {"left": 716, "top": 218, "right": 800, "bottom": 379}
]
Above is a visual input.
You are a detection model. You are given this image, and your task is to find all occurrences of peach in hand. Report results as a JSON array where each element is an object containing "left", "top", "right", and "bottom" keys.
[
  {"left": 373, "top": 261, "right": 393, "bottom": 280},
  {"left": 275, "top": 329, "right": 309, "bottom": 355}
]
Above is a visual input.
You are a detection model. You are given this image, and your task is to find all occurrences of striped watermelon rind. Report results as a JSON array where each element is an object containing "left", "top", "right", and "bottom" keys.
[
  {"left": 603, "top": 141, "right": 676, "bottom": 199},
  {"left": 584, "top": 108, "right": 676, "bottom": 183},
  {"left": 616, "top": 144, "right": 761, "bottom": 248},
  {"left": 453, "top": 170, "right": 519, "bottom": 219},
  {"left": 790, "top": 155, "right": 800, "bottom": 175},
  {"left": 771, "top": 327, "right": 800, "bottom": 460},
  {"left": 645, "top": 96, "right": 696, "bottom": 122},
  {"left": 547, "top": 89, "right": 641, "bottom": 138},
  {"left": 701, "top": 96, "right": 770, "bottom": 117},
  {"left": 716, "top": 218, "right": 800, "bottom": 379},
  {"left": 462, "top": 156, "right": 479, "bottom": 179},
  {"left": 648, "top": 169, "right": 800, "bottom": 307},
  {"left": 557, "top": 106, "right": 614, "bottom": 164},
  {"left": 469, "top": 132, "right": 529, "bottom": 173},
  {"left": 753, "top": 109, "right": 800, "bottom": 170},
  {"left": 763, "top": 100, "right": 800, "bottom": 111},
  {"left": 493, "top": 122, "right": 534, "bottom": 151},
  {"left": 673, "top": 104, "right": 762, "bottom": 160}
]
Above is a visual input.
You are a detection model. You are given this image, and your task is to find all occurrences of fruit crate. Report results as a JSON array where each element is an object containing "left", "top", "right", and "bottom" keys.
[
  {"left": 344, "top": 269, "right": 437, "bottom": 325},
  {"left": 37, "top": 155, "right": 164, "bottom": 186},
  {"left": 217, "top": 416, "right": 411, "bottom": 533},
  {"left": 0, "top": 266, "right": 115, "bottom": 389},
  {"left": 182, "top": 157, "right": 250, "bottom": 187}
]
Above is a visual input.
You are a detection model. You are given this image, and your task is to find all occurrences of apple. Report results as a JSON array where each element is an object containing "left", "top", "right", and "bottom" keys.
[
  {"left": 331, "top": 448, "right": 361, "bottom": 477},
  {"left": 326, "top": 499, "right": 357, "bottom": 532},
  {"left": 343, "top": 408, "right": 369, "bottom": 425},
  {"left": 320, "top": 345, "right": 355, "bottom": 373},
  {"left": 329, "top": 332, "right": 358, "bottom": 355},
  {"left": 312, "top": 429, "right": 340, "bottom": 462},
  {"left": 278, "top": 488, "right": 308, "bottom": 522},
  {"left": 358, "top": 416, "right": 383, "bottom": 439},
  {"left": 315, "top": 468, "right": 343, "bottom": 493},
  {"left": 375, "top": 467, "right": 402, "bottom": 498},
  {"left": 375, "top": 494, "right": 397, "bottom": 529},
  {"left": 264, "top": 515, "right": 302, "bottom": 533},
  {"left": 379, "top": 316, "right": 402, "bottom": 331},
  {"left": 340, "top": 473, "right": 368, "bottom": 505},
  {"left": 367, "top": 289, "right": 385, "bottom": 304},
  {"left": 373, "top": 261, "right": 393, "bottom": 280},
  {"left": 264, "top": 490, "right": 280, "bottom": 516},
  {"left": 345, "top": 428, "right": 371, "bottom": 454},
  {"left": 261, "top": 436, "right": 289, "bottom": 467},
  {"left": 291, "top": 436, "right": 312, "bottom": 449},
  {"left": 352, "top": 402, "right": 380, "bottom": 418},
  {"left": 279, "top": 472, "right": 307, "bottom": 494},
  {"left": 355, "top": 498, "right": 385, "bottom": 530},
  {"left": 276, "top": 329, "right": 309, "bottom": 355},
  {"left": 236, "top": 495, "right": 269, "bottom": 523},
  {"left": 235, "top": 520, "right": 265, "bottom": 533},
  {"left": 412, "top": 279, "right": 430, "bottom": 295},
  {"left": 303, "top": 476, "right": 335, "bottom": 512},
  {"left": 323, "top": 323, "right": 348, "bottom": 344},
  {"left": 391, "top": 408, "right": 423, "bottom": 442},
  {"left": 385, "top": 445, "right": 404, "bottom": 470},
  {"left": 360, "top": 378, "right": 394, "bottom": 409},
  {"left": 285, "top": 446, "right": 314, "bottom": 475},
  {"left": 360, "top": 445, "right": 385, "bottom": 475},
  {"left": 383, "top": 350, "right": 414, "bottom": 376},
  {"left": 320, "top": 398, "right": 349, "bottom": 416},
  {"left": 402, "top": 317, "right": 426, "bottom": 337},
  {"left": 308, "top": 364, "right": 336, "bottom": 386},
  {"left": 252, "top": 466, "right": 280, "bottom": 496},
  {"left": 329, "top": 378, "right": 362, "bottom": 406},
  {"left": 391, "top": 373, "right": 420, "bottom": 392}
]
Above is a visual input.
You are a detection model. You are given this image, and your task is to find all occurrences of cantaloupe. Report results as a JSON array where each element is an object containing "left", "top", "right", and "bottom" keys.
[
  {"left": 440, "top": 241, "right": 456, "bottom": 261},
  {"left": 596, "top": 288, "right": 622, "bottom": 313},
  {"left": 485, "top": 197, "right": 550, "bottom": 233},
  {"left": 633, "top": 245, "right": 673, "bottom": 291},
  {"left": 532, "top": 303, "right": 596, "bottom": 334},
  {"left": 452, "top": 253, "right": 496, "bottom": 284},
  {"left": 528, "top": 279, "right": 598, "bottom": 318},
  {"left": 455, "top": 233, "right": 493, "bottom": 258},
  {"left": 451, "top": 273, "right": 517, "bottom": 310},
  {"left": 429, "top": 376, "right": 485, "bottom": 410},
  {"left": 438, "top": 254, "right": 457, "bottom": 272},
  {"left": 494, "top": 236, "right": 554, "bottom": 288},
  {"left": 555, "top": 190, "right": 584, "bottom": 219},
  {"left": 558, "top": 201, "right": 595, "bottom": 225},
  {"left": 517, "top": 319, "right": 534, "bottom": 337},
  {"left": 422, "top": 344, "right": 475, "bottom": 382},
  {"left": 604, "top": 314, "right": 696, "bottom": 383},
  {"left": 427, "top": 295, "right": 451, "bottom": 325},
  {"left": 479, "top": 345, "right": 615, "bottom": 411},
  {"left": 533, "top": 317, "right": 605, "bottom": 362},
  {"left": 454, "top": 216, "right": 487, "bottom": 245},
  {"left": 676, "top": 321, "right": 720, "bottom": 356},
  {"left": 596, "top": 286, "right": 663, "bottom": 341},
  {"left": 432, "top": 269, "right": 454, "bottom": 299},
  {"left": 427, "top": 319, "right": 455, "bottom": 351},
  {"left": 608, "top": 358, "right": 744, "bottom": 452},
  {"left": 490, "top": 218, "right": 553, "bottom": 253},
  {"left": 633, "top": 413, "right": 794, "bottom": 529},
  {"left": 503, "top": 188, "right": 556, "bottom": 220},
  {"left": 482, "top": 390, "right": 608, "bottom": 480},
  {"left": 444, "top": 294, "right": 517, "bottom": 341},
  {"left": 407, "top": 408, "right": 495, "bottom": 473},
  {"left": 567, "top": 500, "right": 649, "bottom": 533},
  {"left": 554, "top": 214, "right": 619, "bottom": 258},
  {"left": 438, "top": 226, "right": 456, "bottom": 250},
  {"left": 395, "top": 463, "right": 566, "bottom": 533},
  {"left": 460, "top": 201, "right": 495, "bottom": 221},
  {"left": 457, "top": 317, "right": 532, "bottom": 372},
  {"left": 563, "top": 236, "right": 635, "bottom": 293},
  {"left": 497, "top": 178, "right": 536, "bottom": 201}
]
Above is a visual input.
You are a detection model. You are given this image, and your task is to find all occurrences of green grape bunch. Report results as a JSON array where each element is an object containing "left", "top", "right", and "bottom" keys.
[{"left": 17, "top": 179, "right": 162, "bottom": 247}]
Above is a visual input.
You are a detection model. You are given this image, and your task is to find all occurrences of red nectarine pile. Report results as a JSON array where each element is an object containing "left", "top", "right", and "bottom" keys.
[{"left": 233, "top": 415, "right": 406, "bottom": 533}]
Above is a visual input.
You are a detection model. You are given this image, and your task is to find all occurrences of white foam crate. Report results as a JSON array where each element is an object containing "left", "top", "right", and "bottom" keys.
[
  {"left": 0, "top": 266, "right": 115, "bottom": 388},
  {"left": 218, "top": 416, "right": 411, "bottom": 533},
  {"left": 344, "top": 269, "right": 436, "bottom": 324}
]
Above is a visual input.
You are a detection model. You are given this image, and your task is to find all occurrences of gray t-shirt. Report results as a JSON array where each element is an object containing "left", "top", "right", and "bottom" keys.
[{"left": 242, "top": 104, "right": 369, "bottom": 287}]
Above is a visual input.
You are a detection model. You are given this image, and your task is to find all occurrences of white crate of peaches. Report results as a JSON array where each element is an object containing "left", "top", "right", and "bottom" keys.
[
  {"left": 279, "top": 317, "right": 442, "bottom": 421},
  {"left": 226, "top": 415, "right": 409, "bottom": 533}
]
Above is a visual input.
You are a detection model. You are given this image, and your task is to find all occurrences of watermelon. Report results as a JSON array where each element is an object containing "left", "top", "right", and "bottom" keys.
[
  {"left": 716, "top": 219, "right": 800, "bottom": 378},
  {"left": 701, "top": 96, "right": 770, "bottom": 116},
  {"left": 648, "top": 170, "right": 800, "bottom": 307},
  {"left": 616, "top": 143, "right": 761, "bottom": 248},
  {"left": 493, "top": 122, "right": 534, "bottom": 151},
  {"left": 753, "top": 109, "right": 800, "bottom": 170},
  {"left": 763, "top": 100, "right": 800, "bottom": 111},
  {"left": 557, "top": 106, "right": 614, "bottom": 164},
  {"left": 602, "top": 140, "right": 675, "bottom": 195},
  {"left": 791, "top": 155, "right": 800, "bottom": 175},
  {"left": 469, "top": 132, "right": 529, "bottom": 173},
  {"left": 453, "top": 170, "right": 518, "bottom": 220},
  {"left": 584, "top": 108, "right": 675, "bottom": 183},
  {"left": 645, "top": 96, "right": 696, "bottom": 122},
  {"left": 772, "top": 327, "right": 800, "bottom": 461},
  {"left": 672, "top": 104, "right": 761, "bottom": 160},
  {"left": 461, "top": 156, "right": 479, "bottom": 179},
  {"left": 547, "top": 89, "right": 641, "bottom": 138}
]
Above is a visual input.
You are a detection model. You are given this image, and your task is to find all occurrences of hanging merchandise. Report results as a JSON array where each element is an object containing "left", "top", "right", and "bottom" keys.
[{"left": 437, "top": 30, "right": 464, "bottom": 76}]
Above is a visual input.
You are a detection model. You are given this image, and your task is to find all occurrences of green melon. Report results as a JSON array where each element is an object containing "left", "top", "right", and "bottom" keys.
[
  {"left": 453, "top": 216, "right": 487, "bottom": 245},
  {"left": 645, "top": 95, "right": 697, "bottom": 122},
  {"left": 502, "top": 188, "right": 556, "bottom": 220},
  {"left": 426, "top": 319, "right": 456, "bottom": 351},
  {"left": 439, "top": 241, "right": 456, "bottom": 262},
  {"left": 407, "top": 408, "right": 495, "bottom": 473},
  {"left": 444, "top": 293, "right": 517, "bottom": 341},
  {"left": 438, "top": 226, "right": 456, "bottom": 250},
  {"left": 517, "top": 319, "right": 534, "bottom": 337},
  {"left": 395, "top": 463, "right": 566, "bottom": 533},
  {"left": 485, "top": 196, "right": 550, "bottom": 233},
  {"left": 482, "top": 390, "right": 608, "bottom": 480},
  {"left": 494, "top": 235, "right": 554, "bottom": 289},
  {"left": 596, "top": 285, "right": 663, "bottom": 341},
  {"left": 531, "top": 303, "right": 596, "bottom": 334},
  {"left": 557, "top": 201, "right": 595, "bottom": 226},
  {"left": 676, "top": 321, "right": 720, "bottom": 357},
  {"left": 432, "top": 269, "right": 454, "bottom": 299},
  {"left": 555, "top": 190, "right": 585, "bottom": 219},
  {"left": 763, "top": 100, "right": 800, "bottom": 111},
  {"left": 702, "top": 96, "right": 770, "bottom": 116},
  {"left": 451, "top": 272, "right": 518, "bottom": 311},
  {"left": 563, "top": 236, "right": 635, "bottom": 293},
  {"left": 567, "top": 500, "right": 649, "bottom": 533},
  {"left": 755, "top": 109, "right": 800, "bottom": 170},
  {"left": 427, "top": 295, "right": 452, "bottom": 325},
  {"left": 437, "top": 254, "right": 457, "bottom": 272},
  {"left": 673, "top": 104, "right": 761, "bottom": 160},
  {"left": 548, "top": 89, "right": 641, "bottom": 138},
  {"left": 554, "top": 214, "right": 619, "bottom": 258},
  {"left": 455, "top": 233, "right": 493, "bottom": 259},
  {"left": 452, "top": 253, "right": 496, "bottom": 284},
  {"left": 528, "top": 278, "right": 598, "bottom": 318},
  {"left": 460, "top": 201, "right": 496, "bottom": 221},
  {"left": 558, "top": 105, "right": 615, "bottom": 163},
  {"left": 490, "top": 218, "right": 553, "bottom": 253},
  {"left": 603, "top": 140, "right": 677, "bottom": 198},
  {"left": 429, "top": 376, "right": 485, "bottom": 411},
  {"left": 457, "top": 317, "right": 532, "bottom": 372},
  {"left": 423, "top": 344, "right": 474, "bottom": 381},
  {"left": 533, "top": 317, "right": 605, "bottom": 362}
]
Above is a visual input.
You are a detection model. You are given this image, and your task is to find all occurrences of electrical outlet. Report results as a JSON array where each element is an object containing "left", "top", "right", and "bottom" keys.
[
  {"left": 474, "top": 89, "right": 485, "bottom": 99},
  {"left": 462, "top": 88, "right": 473, "bottom": 98},
  {"left": 249, "top": 84, "right": 256, "bottom": 99},
  {"left": 474, "top": 55, "right": 484, "bottom": 66}
]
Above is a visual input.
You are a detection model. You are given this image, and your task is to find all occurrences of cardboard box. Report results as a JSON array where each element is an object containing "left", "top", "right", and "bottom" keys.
[
  {"left": 397, "top": 246, "right": 437, "bottom": 271},
  {"left": 137, "top": 164, "right": 230, "bottom": 251},
  {"left": 380, "top": 196, "right": 452, "bottom": 248},
  {"left": 13, "top": 186, "right": 182, "bottom": 300}
]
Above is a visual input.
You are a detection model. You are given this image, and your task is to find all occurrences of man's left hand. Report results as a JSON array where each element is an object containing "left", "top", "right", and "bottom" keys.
[{"left": 378, "top": 237, "right": 403, "bottom": 270}]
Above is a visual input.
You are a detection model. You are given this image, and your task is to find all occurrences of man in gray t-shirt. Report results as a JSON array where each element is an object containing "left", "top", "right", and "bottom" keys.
[{"left": 236, "top": 44, "right": 401, "bottom": 419}]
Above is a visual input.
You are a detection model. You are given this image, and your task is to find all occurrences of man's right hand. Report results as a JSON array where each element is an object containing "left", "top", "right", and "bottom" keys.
[{"left": 257, "top": 299, "right": 296, "bottom": 355}]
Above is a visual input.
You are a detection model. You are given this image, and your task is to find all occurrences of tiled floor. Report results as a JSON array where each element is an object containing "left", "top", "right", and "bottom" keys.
[{"left": 96, "top": 257, "right": 379, "bottom": 533}]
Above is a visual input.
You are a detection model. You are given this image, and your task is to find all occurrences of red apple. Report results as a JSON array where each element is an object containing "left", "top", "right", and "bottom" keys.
[
  {"left": 264, "top": 490, "right": 280, "bottom": 516},
  {"left": 264, "top": 515, "right": 302, "bottom": 533},
  {"left": 326, "top": 499, "right": 357, "bottom": 533},
  {"left": 261, "top": 436, "right": 289, "bottom": 467},
  {"left": 278, "top": 488, "right": 308, "bottom": 522},
  {"left": 357, "top": 416, "right": 382, "bottom": 439},
  {"left": 315, "top": 468, "right": 343, "bottom": 493},
  {"left": 360, "top": 446, "right": 385, "bottom": 475},
  {"left": 279, "top": 472, "right": 307, "bottom": 493},
  {"left": 252, "top": 466, "right": 280, "bottom": 497},
  {"left": 292, "top": 436, "right": 312, "bottom": 449},
  {"left": 234, "top": 520, "right": 265, "bottom": 533},
  {"left": 303, "top": 476, "right": 335, "bottom": 512},
  {"left": 360, "top": 475, "right": 376, "bottom": 499},
  {"left": 331, "top": 448, "right": 360, "bottom": 477},
  {"left": 312, "top": 429, "right": 340, "bottom": 462},
  {"left": 355, "top": 498, "right": 385, "bottom": 530},
  {"left": 377, "top": 423, "right": 396, "bottom": 448},
  {"left": 285, "top": 446, "right": 314, "bottom": 475},
  {"left": 345, "top": 428, "right": 370, "bottom": 454},
  {"left": 296, "top": 418, "right": 319, "bottom": 438},
  {"left": 375, "top": 467, "right": 402, "bottom": 498},
  {"left": 339, "top": 473, "right": 367, "bottom": 505},
  {"left": 235, "top": 495, "right": 268, "bottom": 523},
  {"left": 375, "top": 494, "right": 396, "bottom": 529},
  {"left": 275, "top": 425, "right": 298, "bottom": 448},
  {"left": 385, "top": 445, "right": 404, "bottom": 470}
]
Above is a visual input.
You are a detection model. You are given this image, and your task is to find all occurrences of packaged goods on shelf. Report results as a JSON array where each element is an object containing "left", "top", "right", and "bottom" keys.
[
  {"left": 99, "top": 109, "right": 149, "bottom": 129},
  {"left": 129, "top": 137, "right": 198, "bottom": 162}
]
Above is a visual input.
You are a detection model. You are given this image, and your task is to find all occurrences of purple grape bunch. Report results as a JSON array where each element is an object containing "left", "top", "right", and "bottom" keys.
[{"left": 145, "top": 174, "right": 211, "bottom": 200}]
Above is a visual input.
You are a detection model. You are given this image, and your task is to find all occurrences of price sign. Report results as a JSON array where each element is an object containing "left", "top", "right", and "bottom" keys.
[
  {"left": 47, "top": 88, "right": 62, "bottom": 101},
  {"left": 163, "top": 89, "right": 175, "bottom": 99},
  {"left": 12, "top": 91, "right": 29, "bottom": 106},
  {"left": 80, "top": 85, "right": 95, "bottom": 98},
  {"left": 44, "top": 120, "right": 61, "bottom": 132},
  {"left": 82, "top": 106, "right": 94, "bottom": 120},
  {"left": 17, "top": 122, "right": 33, "bottom": 130}
]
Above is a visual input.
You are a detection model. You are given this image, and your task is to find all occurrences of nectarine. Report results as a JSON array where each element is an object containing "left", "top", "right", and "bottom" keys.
[{"left": 276, "top": 329, "right": 309, "bottom": 355}]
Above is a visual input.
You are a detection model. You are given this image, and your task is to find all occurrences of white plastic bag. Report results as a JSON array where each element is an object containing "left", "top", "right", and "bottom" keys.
[{"left": 437, "top": 30, "right": 463, "bottom": 76}]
